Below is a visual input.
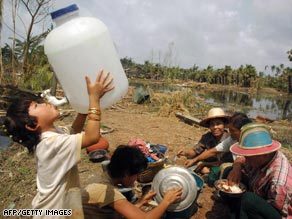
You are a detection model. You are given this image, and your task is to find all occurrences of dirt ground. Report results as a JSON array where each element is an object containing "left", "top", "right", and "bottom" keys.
[
  {"left": 0, "top": 89, "right": 291, "bottom": 219},
  {"left": 80, "top": 105, "right": 230, "bottom": 218},
  {"left": 0, "top": 96, "right": 231, "bottom": 218}
]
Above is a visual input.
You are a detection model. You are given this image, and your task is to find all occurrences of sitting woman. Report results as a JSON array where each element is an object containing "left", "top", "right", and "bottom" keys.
[
  {"left": 177, "top": 107, "right": 232, "bottom": 174},
  {"left": 82, "top": 145, "right": 182, "bottom": 219}
]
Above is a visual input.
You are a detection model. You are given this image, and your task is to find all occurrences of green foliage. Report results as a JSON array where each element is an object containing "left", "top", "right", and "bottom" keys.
[
  {"left": 18, "top": 166, "right": 31, "bottom": 175},
  {"left": 1, "top": 30, "right": 54, "bottom": 91},
  {"left": 1, "top": 28, "right": 52, "bottom": 89},
  {"left": 2, "top": 34, "right": 291, "bottom": 93},
  {"left": 121, "top": 57, "right": 135, "bottom": 68},
  {"left": 263, "top": 65, "right": 292, "bottom": 92},
  {"left": 123, "top": 60, "right": 259, "bottom": 88},
  {"left": 122, "top": 53, "right": 292, "bottom": 93},
  {"left": 21, "top": 64, "right": 53, "bottom": 91}
]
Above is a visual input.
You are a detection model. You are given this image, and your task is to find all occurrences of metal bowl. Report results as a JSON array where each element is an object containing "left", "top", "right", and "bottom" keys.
[
  {"left": 88, "top": 149, "right": 108, "bottom": 163},
  {"left": 214, "top": 179, "right": 246, "bottom": 197},
  {"left": 151, "top": 166, "right": 198, "bottom": 212}
]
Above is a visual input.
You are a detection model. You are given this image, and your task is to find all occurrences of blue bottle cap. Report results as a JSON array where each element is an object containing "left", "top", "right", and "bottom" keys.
[{"left": 50, "top": 4, "right": 79, "bottom": 20}]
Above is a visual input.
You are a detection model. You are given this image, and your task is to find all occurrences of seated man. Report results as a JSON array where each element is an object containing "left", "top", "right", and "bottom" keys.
[
  {"left": 82, "top": 145, "right": 182, "bottom": 219},
  {"left": 183, "top": 113, "right": 251, "bottom": 167},
  {"left": 227, "top": 123, "right": 292, "bottom": 219},
  {"left": 177, "top": 107, "right": 231, "bottom": 174},
  {"left": 181, "top": 112, "right": 252, "bottom": 185}
]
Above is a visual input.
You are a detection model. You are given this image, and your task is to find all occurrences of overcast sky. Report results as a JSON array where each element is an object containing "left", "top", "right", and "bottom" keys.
[{"left": 2, "top": 0, "right": 292, "bottom": 72}]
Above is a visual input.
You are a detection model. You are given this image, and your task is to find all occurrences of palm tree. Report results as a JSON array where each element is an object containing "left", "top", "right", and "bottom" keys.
[
  {"left": 214, "top": 68, "right": 223, "bottom": 84},
  {"left": 222, "top": 65, "right": 232, "bottom": 85},
  {"left": 271, "top": 65, "right": 276, "bottom": 75},
  {"left": 242, "top": 65, "right": 257, "bottom": 87},
  {"left": 235, "top": 65, "right": 244, "bottom": 86},
  {"left": 205, "top": 65, "right": 214, "bottom": 83}
]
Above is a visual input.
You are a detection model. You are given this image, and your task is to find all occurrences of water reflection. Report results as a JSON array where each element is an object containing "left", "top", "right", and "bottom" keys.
[
  {"left": 130, "top": 82, "right": 292, "bottom": 121},
  {"left": 202, "top": 90, "right": 253, "bottom": 106},
  {"left": 195, "top": 90, "right": 292, "bottom": 121}
]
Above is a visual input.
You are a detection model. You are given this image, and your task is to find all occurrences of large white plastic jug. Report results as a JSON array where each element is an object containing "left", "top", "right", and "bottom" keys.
[{"left": 44, "top": 4, "right": 128, "bottom": 113}]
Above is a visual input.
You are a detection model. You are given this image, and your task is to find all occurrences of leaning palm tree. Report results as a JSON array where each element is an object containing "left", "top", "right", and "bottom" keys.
[{"left": 0, "top": 0, "right": 4, "bottom": 85}]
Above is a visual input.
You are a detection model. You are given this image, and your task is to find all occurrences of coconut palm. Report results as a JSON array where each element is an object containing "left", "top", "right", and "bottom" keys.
[
  {"left": 222, "top": 65, "right": 232, "bottom": 85},
  {"left": 242, "top": 65, "right": 257, "bottom": 87}
]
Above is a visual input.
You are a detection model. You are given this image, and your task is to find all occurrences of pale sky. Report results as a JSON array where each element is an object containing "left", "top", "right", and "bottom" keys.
[{"left": 2, "top": 0, "right": 292, "bottom": 72}]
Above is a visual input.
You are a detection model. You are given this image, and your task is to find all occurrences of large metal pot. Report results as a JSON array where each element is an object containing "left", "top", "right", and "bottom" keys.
[{"left": 151, "top": 166, "right": 201, "bottom": 213}]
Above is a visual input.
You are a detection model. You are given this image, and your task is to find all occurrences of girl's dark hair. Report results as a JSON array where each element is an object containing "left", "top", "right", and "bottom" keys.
[
  {"left": 2, "top": 98, "right": 42, "bottom": 153},
  {"left": 230, "top": 112, "right": 252, "bottom": 130},
  {"left": 108, "top": 145, "right": 148, "bottom": 179}
]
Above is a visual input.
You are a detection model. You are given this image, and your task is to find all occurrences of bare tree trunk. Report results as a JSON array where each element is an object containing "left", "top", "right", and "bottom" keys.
[
  {"left": 11, "top": 0, "right": 18, "bottom": 86},
  {"left": 22, "top": 9, "right": 35, "bottom": 77},
  {"left": 0, "top": 0, "right": 4, "bottom": 85},
  {"left": 20, "top": 0, "right": 51, "bottom": 77},
  {"left": 22, "top": 29, "right": 32, "bottom": 76}
]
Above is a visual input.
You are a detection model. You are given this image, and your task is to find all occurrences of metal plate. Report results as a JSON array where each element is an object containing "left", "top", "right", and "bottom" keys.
[{"left": 151, "top": 166, "right": 198, "bottom": 212}]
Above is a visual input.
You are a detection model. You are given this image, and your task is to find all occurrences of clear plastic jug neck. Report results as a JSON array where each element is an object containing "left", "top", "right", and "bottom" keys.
[{"left": 53, "top": 11, "right": 79, "bottom": 27}]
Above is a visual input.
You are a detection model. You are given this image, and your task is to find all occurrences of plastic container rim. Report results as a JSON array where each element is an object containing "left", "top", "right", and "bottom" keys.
[{"left": 51, "top": 4, "right": 79, "bottom": 20}]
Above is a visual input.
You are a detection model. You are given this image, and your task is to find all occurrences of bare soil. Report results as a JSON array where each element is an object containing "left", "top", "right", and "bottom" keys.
[
  {"left": 0, "top": 86, "right": 291, "bottom": 219},
  {"left": 0, "top": 97, "right": 229, "bottom": 218}
]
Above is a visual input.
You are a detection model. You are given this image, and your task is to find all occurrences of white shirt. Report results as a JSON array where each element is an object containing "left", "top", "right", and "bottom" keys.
[
  {"left": 32, "top": 127, "right": 83, "bottom": 219},
  {"left": 215, "top": 136, "right": 237, "bottom": 152}
]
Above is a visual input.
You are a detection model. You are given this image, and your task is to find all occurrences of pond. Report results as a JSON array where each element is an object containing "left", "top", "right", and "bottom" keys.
[
  {"left": 130, "top": 82, "right": 292, "bottom": 121},
  {"left": 200, "top": 90, "right": 292, "bottom": 121}
]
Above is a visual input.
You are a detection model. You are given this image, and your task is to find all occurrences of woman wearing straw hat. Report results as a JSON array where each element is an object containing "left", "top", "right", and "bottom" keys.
[
  {"left": 181, "top": 112, "right": 252, "bottom": 167},
  {"left": 226, "top": 123, "right": 292, "bottom": 219},
  {"left": 177, "top": 107, "right": 232, "bottom": 174}
]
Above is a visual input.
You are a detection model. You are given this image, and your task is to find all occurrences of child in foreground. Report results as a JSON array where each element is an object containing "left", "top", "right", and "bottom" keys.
[
  {"left": 3, "top": 70, "right": 113, "bottom": 218},
  {"left": 82, "top": 145, "right": 182, "bottom": 219}
]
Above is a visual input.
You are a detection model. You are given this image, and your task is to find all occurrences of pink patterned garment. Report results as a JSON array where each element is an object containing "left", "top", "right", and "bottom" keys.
[
  {"left": 128, "top": 138, "right": 159, "bottom": 161},
  {"left": 247, "top": 151, "right": 292, "bottom": 218}
]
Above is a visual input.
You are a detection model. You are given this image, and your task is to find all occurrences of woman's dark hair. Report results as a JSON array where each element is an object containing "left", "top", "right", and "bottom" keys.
[
  {"left": 108, "top": 145, "right": 148, "bottom": 179},
  {"left": 2, "top": 98, "right": 42, "bottom": 153},
  {"left": 230, "top": 112, "right": 252, "bottom": 130}
]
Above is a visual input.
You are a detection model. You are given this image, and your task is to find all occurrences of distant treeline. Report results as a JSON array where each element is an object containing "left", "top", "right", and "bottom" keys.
[
  {"left": 1, "top": 1, "right": 291, "bottom": 94},
  {"left": 1, "top": 37, "right": 291, "bottom": 94},
  {"left": 121, "top": 55, "right": 292, "bottom": 93}
]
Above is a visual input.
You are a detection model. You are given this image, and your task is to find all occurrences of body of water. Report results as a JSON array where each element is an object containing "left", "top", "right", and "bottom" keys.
[
  {"left": 130, "top": 82, "right": 292, "bottom": 121},
  {"left": 200, "top": 90, "right": 292, "bottom": 121}
]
